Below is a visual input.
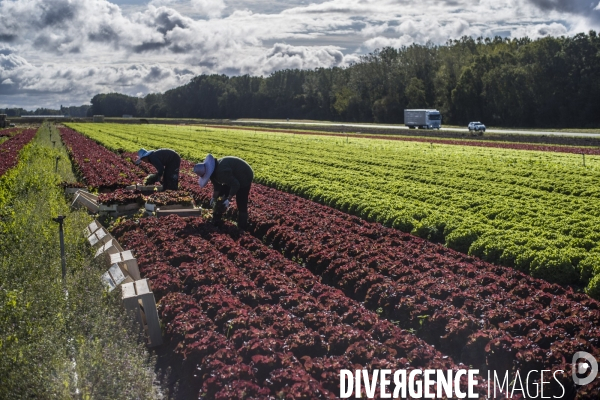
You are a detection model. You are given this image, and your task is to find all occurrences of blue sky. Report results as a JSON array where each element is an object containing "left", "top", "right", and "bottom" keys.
[{"left": 1, "top": 0, "right": 599, "bottom": 109}]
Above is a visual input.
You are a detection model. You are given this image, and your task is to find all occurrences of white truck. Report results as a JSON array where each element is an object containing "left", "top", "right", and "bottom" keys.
[{"left": 404, "top": 109, "right": 442, "bottom": 129}]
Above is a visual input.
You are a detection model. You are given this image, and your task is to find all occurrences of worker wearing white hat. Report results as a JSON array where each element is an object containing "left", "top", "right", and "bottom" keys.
[
  {"left": 135, "top": 148, "right": 181, "bottom": 190},
  {"left": 194, "top": 154, "right": 254, "bottom": 230}
]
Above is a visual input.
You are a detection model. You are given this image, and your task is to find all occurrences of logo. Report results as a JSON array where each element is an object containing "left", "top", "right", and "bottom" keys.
[{"left": 572, "top": 351, "right": 598, "bottom": 386}]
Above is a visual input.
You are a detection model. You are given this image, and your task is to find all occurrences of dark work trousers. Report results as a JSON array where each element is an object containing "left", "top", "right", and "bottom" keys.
[
  {"left": 213, "top": 184, "right": 251, "bottom": 228},
  {"left": 163, "top": 161, "right": 181, "bottom": 191},
  {"left": 215, "top": 185, "right": 250, "bottom": 214}
]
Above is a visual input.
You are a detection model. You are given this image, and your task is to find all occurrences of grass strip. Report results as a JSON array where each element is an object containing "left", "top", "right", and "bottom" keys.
[{"left": 0, "top": 122, "right": 162, "bottom": 399}]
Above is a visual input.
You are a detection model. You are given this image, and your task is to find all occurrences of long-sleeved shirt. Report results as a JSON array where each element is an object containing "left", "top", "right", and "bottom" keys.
[
  {"left": 210, "top": 156, "right": 254, "bottom": 198},
  {"left": 147, "top": 149, "right": 181, "bottom": 180}
]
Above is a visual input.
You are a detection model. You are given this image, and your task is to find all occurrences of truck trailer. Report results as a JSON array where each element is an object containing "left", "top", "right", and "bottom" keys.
[{"left": 404, "top": 109, "right": 442, "bottom": 129}]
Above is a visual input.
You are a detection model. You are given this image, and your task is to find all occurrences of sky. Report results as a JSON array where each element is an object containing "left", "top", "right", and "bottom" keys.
[{"left": 0, "top": 0, "right": 599, "bottom": 109}]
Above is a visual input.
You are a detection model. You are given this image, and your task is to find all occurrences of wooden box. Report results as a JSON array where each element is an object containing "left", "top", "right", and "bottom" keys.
[
  {"left": 95, "top": 238, "right": 124, "bottom": 258},
  {"left": 99, "top": 202, "right": 141, "bottom": 216},
  {"left": 65, "top": 187, "right": 88, "bottom": 195},
  {"left": 101, "top": 263, "right": 134, "bottom": 292},
  {"left": 145, "top": 202, "right": 194, "bottom": 212},
  {"left": 72, "top": 192, "right": 99, "bottom": 213},
  {"left": 77, "top": 190, "right": 98, "bottom": 202},
  {"left": 121, "top": 279, "right": 162, "bottom": 347},
  {"left": 109, "top": 250, "right": 141, "bottom": 281},
  {"left": 156, "top": 208, "right": 203, "bottom": 218},
  {"left": 84, "top": 220, "right": 101, "bottom": 237},
  {"left": 87, "top": 226, "right": 112, "bottom": 247}
]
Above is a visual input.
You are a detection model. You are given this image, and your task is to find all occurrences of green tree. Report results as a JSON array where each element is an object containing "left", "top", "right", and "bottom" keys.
[{"left": 405, "top": 77, "right": 427, "bottom": 109}]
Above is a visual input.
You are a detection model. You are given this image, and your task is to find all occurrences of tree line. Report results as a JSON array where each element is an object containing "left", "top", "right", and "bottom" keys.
[
  {"left": 2, "top": 105, "right": 90, "bottom": 118},
  {"left": 89, "top": 32, "right": 600, "bottom": 128}
]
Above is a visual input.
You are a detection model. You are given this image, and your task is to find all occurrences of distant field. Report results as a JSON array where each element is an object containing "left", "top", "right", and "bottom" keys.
[
  {"left": 233, "top": 118, "right": 600, "bottom": 134},
  {"left": 68, "top": 122, "right": 600, "bottom": 295},
  {"left": 205, "top": 124, "right": 600, "bottom": 153}
]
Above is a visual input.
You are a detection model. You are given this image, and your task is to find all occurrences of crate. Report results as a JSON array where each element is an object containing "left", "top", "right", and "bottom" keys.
[
  {"left": 145, "top": 202, "right": 194, "bottom": 212},
  {"left": 65, "top": 187, "right": 88, "bottom": 195},
  {"left": 84, "top": 220, "right": 101, "bottom": 237},
  {"left": 156, "top": 208, "right": 204, "bottom": 218},
  {"left": 95, "top": 238, "right": 124, "bottom": 258},
  {"left": 121, "top": 279, "right": 162, "bottom": 347},
  {"left": 109, "top": 250, "right": 141, "bottom": 281},
  {"left": 87, "top": 226, "right": 112, "bottom": 247},
  {"left": 77, "top": 190, "right": 98, "bottom": 202},
  {"left": 72, "top": 192, "right": 99, "bottom": 213},
  {"left": 101, "top": 263, "right": 134, "bottom": 292},
  {"left": 99, "top": 202, "right": 142, "bottom": 217}
]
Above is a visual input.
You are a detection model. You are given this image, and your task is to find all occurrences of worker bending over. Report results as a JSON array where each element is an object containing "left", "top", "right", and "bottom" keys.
[
  {"left": 193, "top": 154, "right": 254, "bottom": 230},
  {"left": 135, "top": 148, "right": 181, "bottom": 190}
]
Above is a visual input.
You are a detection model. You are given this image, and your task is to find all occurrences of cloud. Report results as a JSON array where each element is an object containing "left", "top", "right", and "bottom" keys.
[
  {"left": 510, "top": 22, "right": 569, "bottom": 39},
  {"left": 359, "top": 16, "right": 483, "bottom": 52},
  {"left": 0, "top": 51, "right": 198, "bottom": 108},
  {"left": 525, "top": 0, "right": 600, "bottom": 21},
  {"left": 361, "top": 35, "right": 415, "bottom": 52},
  {"left": 527, "top": 0, "right": 597, "bottom": 14},
  {"left": 191, "top": 0, "right": 227, "bottom": 18},
  {"left": 249, "top": 43, "right": 348, "bottom": 75},
  {"left": 0, "top": 52, "right": 30, "bottom": 71},
  {"left": 0, "top": 46, "right": 16, "bottom": 56},
  {"left": 0, "top": 0, "right": 598, "bottom": 108}
]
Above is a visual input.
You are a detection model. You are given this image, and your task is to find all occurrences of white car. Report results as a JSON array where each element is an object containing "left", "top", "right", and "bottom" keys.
[{"left": 468, "top": 121, "right": 486, "bottom": 132}]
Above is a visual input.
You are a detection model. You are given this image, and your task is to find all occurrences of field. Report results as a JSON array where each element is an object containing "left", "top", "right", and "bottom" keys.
[
  {"left": 3, "top": 122, "right": 600, "bottom": 398},
  {"left": 68, "top": 123, "right": 600, "bottom": 295},
  {"left": 49, "top": 123, "right": 600, "bottom": 398}
]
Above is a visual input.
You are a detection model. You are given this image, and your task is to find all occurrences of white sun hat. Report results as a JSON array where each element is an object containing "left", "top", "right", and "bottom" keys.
[
  {"left": 193, "top": 154, "right": 215, "bottom": 188},
  {"left": 134, "top": 148, "right": 153, "bottom": 165}
]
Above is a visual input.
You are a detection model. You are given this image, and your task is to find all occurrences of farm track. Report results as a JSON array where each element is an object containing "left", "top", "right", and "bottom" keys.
[{"left": 60, "top": 126, "right": 600, "bottom": 398}]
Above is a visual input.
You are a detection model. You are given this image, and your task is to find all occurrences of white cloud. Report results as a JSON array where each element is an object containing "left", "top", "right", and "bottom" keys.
[
  {"left": 0, "top": 0, "right": 598, "bottom": 108},
  {"left": 510, "top": 22, "right": 569, "bottom": 39},
  {"left": 249, "top": 43, "right": 348, "bottom": 75},
  {"left": 361, "top": 35, "right": 415, "bottom": 52},
  {"left": 0, "top": 52, "right": 30, "bottom": 71},
  {"left": 191, "top": 0, "right": 227, "bottom": 18}
]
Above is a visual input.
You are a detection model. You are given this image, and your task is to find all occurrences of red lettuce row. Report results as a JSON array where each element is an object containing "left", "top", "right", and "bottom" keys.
[
  {"left": 171, "top": 172, "right": 600, "bottom": 397},
  {"left": 112, "top": 215, "right": 490, "bottom": 398},
  {"left": 0, "top": 128, "right": 37, "bottom": 177},
  {"left": 0, "top": 127, "right": 24, "bottom": 138},
  {"left": 97, "top": 189, "right": 146, "bottom": 206},
  {"left": 58, "top": 127, "right": 146, "bottom": 190},
  {"left": 113, "top": 146, "right": 599, "bottom": 397}
]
